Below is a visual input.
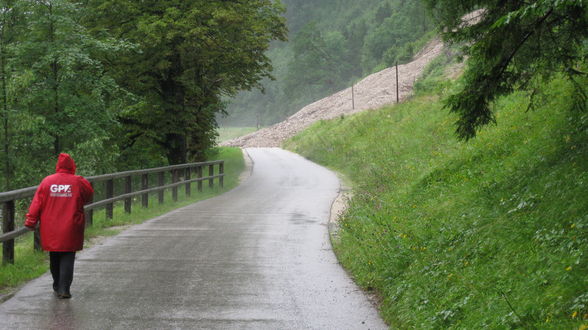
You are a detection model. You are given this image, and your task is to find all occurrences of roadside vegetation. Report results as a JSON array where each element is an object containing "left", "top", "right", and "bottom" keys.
[
  {"left": 0, "top": 147, "right": 244, "bottom": 295},
  {"left": 0, "top": 0, "right": 285, "bottom": 192},
  {"left": 285, "top": 56, "right": 588, "bottom": 327}
]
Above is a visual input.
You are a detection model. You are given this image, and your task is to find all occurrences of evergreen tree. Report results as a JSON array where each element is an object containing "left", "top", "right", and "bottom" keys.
[{"left": 425, "top": 0, "right": 588, "bottom": 139}]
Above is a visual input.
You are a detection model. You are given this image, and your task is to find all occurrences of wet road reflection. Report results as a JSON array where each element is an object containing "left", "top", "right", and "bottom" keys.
[{"left": 0, "top": 148, "right": 386, "bottom": 329}]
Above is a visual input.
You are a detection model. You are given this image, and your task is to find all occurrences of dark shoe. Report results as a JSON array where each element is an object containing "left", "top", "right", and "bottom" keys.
[{"left": 57, "top": 292, "right": 72, "bottom": 299}]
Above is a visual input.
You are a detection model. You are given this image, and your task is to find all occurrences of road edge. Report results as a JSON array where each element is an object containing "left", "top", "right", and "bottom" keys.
[
  {"left": 328, "top": 173, "right": 353, "bottom": 240},
  {"left": 239, "top": 148, "right": 254, "bottom": 184},
  {"left": 327, "top": 170, "right": 387, "bottom": 320}
]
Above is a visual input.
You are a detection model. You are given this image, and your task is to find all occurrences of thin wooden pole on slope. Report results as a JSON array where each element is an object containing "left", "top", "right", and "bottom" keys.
[{"left": 396, "top": 62, "right": 399, "bottom": 104}]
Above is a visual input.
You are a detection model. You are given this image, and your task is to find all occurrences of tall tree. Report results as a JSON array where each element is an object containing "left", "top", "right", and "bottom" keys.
[
  {"left": 11, "top": 0, "right": 130, "bottom": 177},
  {"left": 0, "top": 0, "right": 21, "bottom": 190},
  {"left": 86, "top": 0, "right": 287, "bottom": 164},
  {"left": 424, "top": 0, "right": 588, "bottom": 139}
]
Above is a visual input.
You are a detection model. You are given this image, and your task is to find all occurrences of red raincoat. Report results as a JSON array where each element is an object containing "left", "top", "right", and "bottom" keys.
[{"left": 25, "top": 153, "right": 94, "bottom": 251}]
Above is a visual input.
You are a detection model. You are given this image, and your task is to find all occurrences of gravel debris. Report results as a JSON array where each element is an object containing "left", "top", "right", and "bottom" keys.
[{"left": 221, "top": 38, "right": 444, "bottom": 148}]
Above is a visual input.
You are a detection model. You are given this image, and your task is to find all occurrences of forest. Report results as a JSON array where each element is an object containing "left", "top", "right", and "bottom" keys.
[
  {"left": 0, "top": 0, "right": 286, "bottom": 191},
  {"left": 0, "top": 0, "right": 433, "bottom": 191},
  {"left": 221, "top": 0, "right": 433, "bottom": 127},
  {"left": 3, "top": 0, "right": 585, "bottom": 188}
]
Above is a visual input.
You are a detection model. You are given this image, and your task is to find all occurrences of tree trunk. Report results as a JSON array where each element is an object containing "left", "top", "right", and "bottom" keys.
[
  {"left": 165, "top": 133, "right": 187, "bottom": 165},
  {"left": 160, "top": 67, "right": 188, "bottom": 165}
]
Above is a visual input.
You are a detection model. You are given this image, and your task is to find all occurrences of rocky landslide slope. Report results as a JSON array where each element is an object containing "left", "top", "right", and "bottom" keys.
[{"left": 221, "top": 39, "right": 445, "bottom": 148}]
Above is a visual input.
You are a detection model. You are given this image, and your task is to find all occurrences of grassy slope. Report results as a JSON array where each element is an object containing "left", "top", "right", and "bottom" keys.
[
  {"left": 1, "top": 147, "right": 244, "bottom": 293},
  {"left": 285, "top": 72, "right": 588, "bottom": 328}
]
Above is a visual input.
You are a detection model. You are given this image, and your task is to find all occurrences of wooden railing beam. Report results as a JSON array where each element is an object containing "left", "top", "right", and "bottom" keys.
[{"left": 0, "top": 159, "right": 225, "bottom": 266}]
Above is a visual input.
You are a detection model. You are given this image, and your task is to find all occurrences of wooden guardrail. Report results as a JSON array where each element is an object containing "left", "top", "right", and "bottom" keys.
[{"left": 0, "top": 160, "right": 224, "bottom": 265}]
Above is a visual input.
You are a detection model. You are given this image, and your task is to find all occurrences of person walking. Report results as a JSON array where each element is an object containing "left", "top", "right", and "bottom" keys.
[{"left": 24, "top": 153, "right": 94, "bottom": 299}]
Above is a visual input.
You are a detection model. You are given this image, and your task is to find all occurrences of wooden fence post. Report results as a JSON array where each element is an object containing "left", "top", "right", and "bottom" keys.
[
  {"left": 106, "top": 179, "right": 114, "bottom": 219},
  {"left": 396, "top": 61, "right": 399, "bottom": 104},
  {"left": 141, "top": 174, "right": 149, "bottom": 208},
  {"left": 124, "top": 176, "right": 132, "bottom": 214},
  {"left": 172, "top": 169, "right": 178, "bottom": 202},
  {"left": 2, "top": 201, "right": 15, "bottom": 265},
  {"left": 85, "top": 182, "right": 94, "bottom": 227},
  {"left": 185, "top": 167, "right": 191, "bottom": 197},
  {"left": 352, "top": 84, "right": 355, "bottom": 110},
  {"left": 158, "top": 172, "right": 165, "bottom": 204},
  {"left": 197, "top": 166, "right": 203, "bottom": 192},
  {"left": 208, "top": 164, "right": 214, "bottom": 188},
  {"left": 219, "top": 162, "right": 224, "bottom": 188}
]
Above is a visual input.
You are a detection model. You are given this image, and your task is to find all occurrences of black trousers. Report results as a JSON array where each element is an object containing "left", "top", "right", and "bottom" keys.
[{"left": 49, "top": 252, "right": 76, "bottom": 295}]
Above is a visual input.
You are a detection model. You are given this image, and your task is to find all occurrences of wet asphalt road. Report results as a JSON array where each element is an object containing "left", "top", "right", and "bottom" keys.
[{"left": 0, "top": 148, "right": 387, "bottom": 329}]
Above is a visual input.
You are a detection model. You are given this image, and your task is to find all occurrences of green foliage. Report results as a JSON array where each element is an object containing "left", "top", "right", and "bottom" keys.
[
  {"left": 13, "top": 0, "right": 130, "bottom": 163},
  {"left": 0, "top": 0, "right": 131, "bottom": 189},
  {"left": 362, "top": 3, "right": 429, "bottom": 70},
  {"left": 0, "top": 1, "right": 283, "bottom": 190},
  {"left": 285, "top": 74, "right": 588, "bottom": 327},
  {"left": 0, "top": 235, "right": 47, "bottom": 294},
  {"left": 425, "top": 0, "right": 588, "bottom": 139},
  {"left": 284, "top": 24, "right": 353, "bottom": 105},
  {"left": 86, "top": 0, "right": 287, "bottom": 164},
  {"left": 413, "top": 47, "right": 460, "bottom": 95},
  {"left": 223, "top": 0, "right": 434, "bottom": 127},
  {"left": 0, "top": 0, "right": 23, "bottom": 191}
]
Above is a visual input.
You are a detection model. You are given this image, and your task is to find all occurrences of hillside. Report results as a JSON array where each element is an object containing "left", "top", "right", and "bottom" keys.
[
  {"left": 222, "top": 39, "right": 444, "bottom": 147},
  {"left": 221, "top": 0, "right": 433, "bottom": 126},
  {"left": 284, "top": 56, "right": 588, "bottom": 328}
]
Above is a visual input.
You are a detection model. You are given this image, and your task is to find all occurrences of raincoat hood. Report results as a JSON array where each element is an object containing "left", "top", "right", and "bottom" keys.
[{"left": 56, "top": 153, "right": 76, "bottom": 174}]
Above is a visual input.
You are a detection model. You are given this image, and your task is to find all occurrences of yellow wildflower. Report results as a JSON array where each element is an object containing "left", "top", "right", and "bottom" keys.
[
  {"left": 566, "top": 266, "right": 573, "bottom": 271},
  {"left": 572, "top": 311, "right": 578, "bottom": 318}
]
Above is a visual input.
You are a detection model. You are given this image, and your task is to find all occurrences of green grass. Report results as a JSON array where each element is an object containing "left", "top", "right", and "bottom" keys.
[
  {"left": 285, "top": 75, "right": 588, "bottom": 328},
  {"left": 217, "top": 126, "right": 259, "bottom": 143},
  {"left": 0, "top": 147, "right": 245, "bottom": 294}
]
